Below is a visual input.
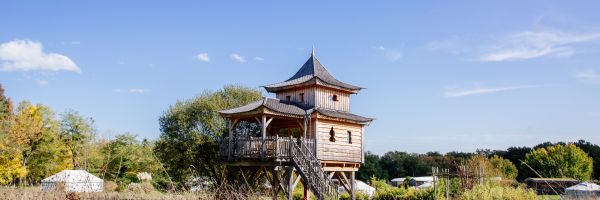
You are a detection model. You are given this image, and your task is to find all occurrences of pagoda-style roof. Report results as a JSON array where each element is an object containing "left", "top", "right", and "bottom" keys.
[
  {"left": 264, "top": 52, "right": 362, "bottom": 93},
  {"left": 219, "top": 97, "right": 373, "bottom": 124}
]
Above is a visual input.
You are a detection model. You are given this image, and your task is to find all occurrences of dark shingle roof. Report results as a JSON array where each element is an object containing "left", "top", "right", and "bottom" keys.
[
  {"left": 219, "top": 97, "right": 306, "bottom": 116},
  {"left": 264, "top": 53, "right": 362, "bottom": 93},
  {"left": 314, "top": 108, "right": 373, "bottom": 123}
]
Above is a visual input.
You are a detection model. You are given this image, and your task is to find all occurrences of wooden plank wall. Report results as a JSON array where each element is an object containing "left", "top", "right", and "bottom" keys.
[
  {"left": 315, "top": 119, "right": 362, "bottom": 163},
  {"left": 275, "top": 86, "right": 351, "bottom": 112},
  {"left": 314, "top": 87, "right": 350, "bottom": 112},
  {"left": 275, "top": 87, "right": 315, "bottom": 107}
]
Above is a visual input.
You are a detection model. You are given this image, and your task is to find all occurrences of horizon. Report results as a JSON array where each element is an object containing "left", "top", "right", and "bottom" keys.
[{"left": 2, "top": 1, "right": 600, "bottom": 155}]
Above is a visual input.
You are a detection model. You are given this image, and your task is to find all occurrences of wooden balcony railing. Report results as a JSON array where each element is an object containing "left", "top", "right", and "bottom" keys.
[{"left": 220, "top": 136, "right": 316, "bottom": 161}]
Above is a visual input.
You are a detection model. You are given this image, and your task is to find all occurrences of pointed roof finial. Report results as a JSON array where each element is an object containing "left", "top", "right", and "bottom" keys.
[{"left": 311, "top": 45, "right": 315, "bottom": 57}]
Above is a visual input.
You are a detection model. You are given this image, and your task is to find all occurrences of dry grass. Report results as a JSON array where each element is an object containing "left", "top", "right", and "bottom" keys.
[{"left": 0, "top": 186, "right": 271, "bottom": 200}]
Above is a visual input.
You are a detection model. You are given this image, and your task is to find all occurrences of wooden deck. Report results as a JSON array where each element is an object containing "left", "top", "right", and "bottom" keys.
[{"left": 220, "top": 136, "right": 316, "bottom": 162}]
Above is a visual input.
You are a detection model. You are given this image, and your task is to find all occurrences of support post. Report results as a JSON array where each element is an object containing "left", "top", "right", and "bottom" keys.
[
  {"left": 350, "top": 171, "right": 356, "bottom": 200},
  {"left": 303, "top": 179, "right": 310, "bottom": 200},
  {"left": 287, "top": 167, "right": 294, "bottom": 200},
  {"left": 228, "top": 119, "right": 233, "bottom": 160},
  {"left": 262, "top": 115, "right": 267, "bottom": 159}
]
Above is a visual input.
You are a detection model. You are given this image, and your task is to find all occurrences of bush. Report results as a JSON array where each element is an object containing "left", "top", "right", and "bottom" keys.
[
  {"left": 141, "top": 182, "right": 154, "bottom": 193},
  {"left": 460, "top": 183, "right": 539, "bottom": 200},
  {"left": 125, "top": 183, "right": 144, "bottom": 194},
  {"left": 104, "top": 181, "right": 118, "bottom": 192},
  {"left": 340, "top": 192, "right": 370, "bottom": 200}
]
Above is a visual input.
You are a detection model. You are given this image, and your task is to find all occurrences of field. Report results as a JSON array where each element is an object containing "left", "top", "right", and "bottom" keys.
[{"left": 0, "top": 187, "right": 275, "bottom": 200}]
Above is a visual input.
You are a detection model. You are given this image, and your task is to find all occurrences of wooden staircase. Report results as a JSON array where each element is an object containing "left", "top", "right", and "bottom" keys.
[{"left": 289, "top": 139, "right": 338, "bottom": 200}]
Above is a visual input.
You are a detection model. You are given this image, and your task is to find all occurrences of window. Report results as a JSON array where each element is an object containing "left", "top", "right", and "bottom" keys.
[
  {"left": 286, "top": 96, "right": 291, "bottom": 101},
  {"left": 300, "top": 93, "right": 305, "bottom": 102},
  {"left": 347, "top": 131, "right": 352, "bottom": 144},
  {"left": 329, "top": 127, "right": 335, "bottom": 142},
  {"left": 332, "top": 95, "right": 339, "bottom": 101}
]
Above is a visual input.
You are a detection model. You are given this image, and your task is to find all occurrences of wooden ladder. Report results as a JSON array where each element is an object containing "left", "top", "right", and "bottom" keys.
[{"left": 289, "top": 139, "right": 338, "bottom": 200}]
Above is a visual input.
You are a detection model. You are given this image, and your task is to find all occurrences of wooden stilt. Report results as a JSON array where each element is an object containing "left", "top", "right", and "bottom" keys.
[
  {"left": 350, "top": 171, "right": 356, "bottom": 200},
  {"left": 287, "top": 167, "right": 294, "bottom": 200},
  {"left": 303, "top": 179, "right": 310, "bottom": 200}
]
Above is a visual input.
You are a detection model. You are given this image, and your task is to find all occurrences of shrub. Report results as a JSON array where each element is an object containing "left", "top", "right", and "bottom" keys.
[
  {"left": 141, "top": 182, "right": 154, "bottom": 193},
  {"left": 460, "top": 183, "right": 540, "bottom": 200},
  {"left": 104, "top": 181, "right": 118, "bottom": 192},
  {"left": 340, "top": 192, "right": 370, "bottom": 200},
  {"left": 125, "top": 183, "right": 144, "bottom": 194}
]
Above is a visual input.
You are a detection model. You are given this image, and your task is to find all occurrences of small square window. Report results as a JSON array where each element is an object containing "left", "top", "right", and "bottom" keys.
[
  {"left": 332, "top": 95, "right": 339, "bottom": 101},
  {"left": 286, "top": 96, "right": 291, "bottom": 101},
  {"left": 300, "top": 93, "right": 304, "bottom": 102}
]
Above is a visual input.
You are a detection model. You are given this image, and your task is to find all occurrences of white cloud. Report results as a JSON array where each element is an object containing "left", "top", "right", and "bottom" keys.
[
  {"left": 444, "top": 85, "right": 540, "bottom": 97},
  {"left": 429, "top": 31, "right": 600, "bottom": 62},
  {"left": 575, "top": 69, "right": 600, "bottom": 83},
  {"left": 36, "top": 79, "right": 48, "bottom": 85},
  {"left": 479, "top": 31, "right": 600, "bottom": 61},
  {"left": 113, "top": 88, "right": 150, "bottom": 94},
  {"left": 0, "top": 39, "right": 80, "bottom": 72},
  {"left": 254, "top": 57, "right": 264, "bottom": 61},
  {"left": 196, "top": 53, "right": 210, "bottom": 62},
  {"left": 230, "top": 53, "right": 246, "bottom": 63},
  {"left": 372, "top": 46, "right": 402, "bottom": 62}
]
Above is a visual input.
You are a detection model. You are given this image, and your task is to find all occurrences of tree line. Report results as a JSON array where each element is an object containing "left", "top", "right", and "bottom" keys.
[
  {"left": 0, "top": 84, "right": 165, "bottom": 191},
  {"left": 357, "top": 140, "right": 597, "bottom": 183}
]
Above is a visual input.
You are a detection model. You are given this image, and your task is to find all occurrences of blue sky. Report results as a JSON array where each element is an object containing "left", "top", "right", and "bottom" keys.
[{"left": 2, "top": 1, "right": 600, "bottom": 154}]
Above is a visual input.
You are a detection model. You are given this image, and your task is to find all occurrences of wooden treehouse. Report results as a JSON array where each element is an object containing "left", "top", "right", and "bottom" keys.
[{"left": 219, "top": 51, "right": 373, "bottom": 200}]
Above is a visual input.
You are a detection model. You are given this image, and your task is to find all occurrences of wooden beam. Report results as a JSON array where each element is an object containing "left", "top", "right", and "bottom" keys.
[
  {"left": 338, "top": 171, "right": 351, "bottom": 195},
  {"left": 350, "top": 171, "right": 356, "bottom": 200}
]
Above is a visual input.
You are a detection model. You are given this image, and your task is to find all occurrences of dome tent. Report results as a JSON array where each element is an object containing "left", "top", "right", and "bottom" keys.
[
  {"left": 41, "top": 170, "right": 103, "bottom": 193},
  {"left": 565, "top": 182, "right": 600, "bottom": 199}
]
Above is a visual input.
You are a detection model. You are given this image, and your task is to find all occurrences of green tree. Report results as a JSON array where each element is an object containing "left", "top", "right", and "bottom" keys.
[
  {"left": 59, "top": 110, "right": 95, "bottom": 169},
  {"left": 357, "top": 151, "right": 386, "bottom": 181},
  {"left": 154, "top": 85, "right": 262, "bottom": 186},
  {"left": 25, "top": 105, "right": 73, "bottom": 183},
  {"left": 489, "top": 155, "right": 517, "bottom": 180},
  {"left": 574, "top": 140, "right": 600, "bottom": 180},
  {"left": 522, "top": 144, "right": 593, "bottom": 181}
]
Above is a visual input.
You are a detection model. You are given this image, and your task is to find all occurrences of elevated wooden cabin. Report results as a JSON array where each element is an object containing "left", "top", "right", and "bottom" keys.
[{"left": 219, "top": 51, "right": 373, "bottom": 200}]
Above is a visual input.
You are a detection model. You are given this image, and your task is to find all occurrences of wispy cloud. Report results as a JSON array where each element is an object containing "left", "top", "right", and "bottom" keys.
[
  {"left": 196, "top": 53, "right": 210, "bottom": 62},
  {"left": 429, "top": 31, "right": 600, "bottom": 62},
  {"left": 372, "top": 46, "right": 401, "bottom": 62},
  {"left": 230, "top": 53, "right": 246, "bottom": 63},
  {"left": 480, "top": 31, "right": 600, "bottom": 61},
  {"left": 113, "top": 88, "right": 150, "bottom": 94},
  {"left": 575, "top": 69, "right": 600, "bottom": 83},
  {"left": 36, "top": 79, "right": 48, "bottom": 85},
  {"left": 254, "top": 57, "right": 264, "bottom": 61},
  {"left": 444, "top": 85, "right": 540, "bottom": 97},
  {"left": 0, "top": 39, "right": 80, "bottom": 73}
]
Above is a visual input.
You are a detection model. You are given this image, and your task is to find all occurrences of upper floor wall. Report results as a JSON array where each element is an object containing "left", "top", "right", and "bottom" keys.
[{"left": 275, "top": 86, "right": 351, "bottom": 112}]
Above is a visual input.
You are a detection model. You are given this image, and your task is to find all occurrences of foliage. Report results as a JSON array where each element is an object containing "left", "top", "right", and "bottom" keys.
[
  {"left": 522, "top": 144, "right": 593, "bottom": 181},
  {"left": 24, "top": 105, "right": 73, "bottom": 183},
  {"left": 104, "top": 181, "right": 118, "bottom": 192},
  {"left": 154, "top": 85, "right": 262, "bottom": 186},
  {"left": 339, "top": 192, "right": 370, "bottom": 200},
  {"left": 59, "top": 110, "right": 95, "bottom": 169},
  {"left": 460, "top": 182, "right": 539, "bottom": 200},
  {"left": 357, "top": 151, "right": 387, "bottom": 181},
  {"left": 369, "top": 177, "right": 434, "bottom": 200},
  {"left": 465, "top": 154, "right": 517, "bottom": 180}
]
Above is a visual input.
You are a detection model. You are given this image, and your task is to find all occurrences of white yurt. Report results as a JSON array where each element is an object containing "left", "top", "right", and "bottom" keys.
[
  {"left": 41, "top": 170, "right": 104, "bottom": 192},
  {"left": 337, "top": 180, "right": 376, "bottom": 198},
  {"left": 564, "top": 182, "right": 600, "bottom": 199}
]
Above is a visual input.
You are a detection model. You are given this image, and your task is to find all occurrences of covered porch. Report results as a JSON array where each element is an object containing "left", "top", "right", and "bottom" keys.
[{"left": 219, "top": 97, "right": 316, "bottom": 162}]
